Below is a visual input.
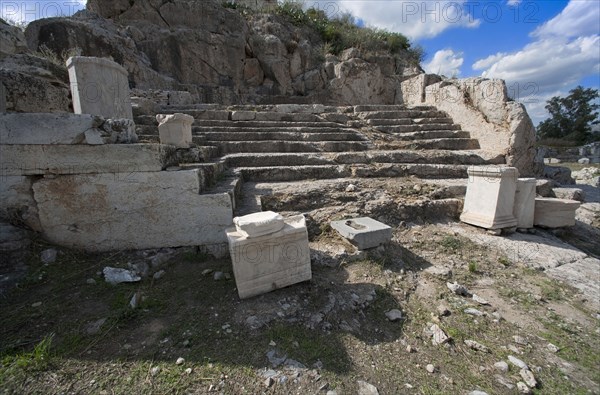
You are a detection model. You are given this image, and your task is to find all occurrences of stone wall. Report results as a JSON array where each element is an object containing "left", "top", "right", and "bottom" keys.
[{"left": 400, "top": 75, "right": 537, "bottom": 177}]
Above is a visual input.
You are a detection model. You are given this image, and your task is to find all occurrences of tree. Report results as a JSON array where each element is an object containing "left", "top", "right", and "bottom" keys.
[{"left": 536, "top": 86, "right": 599, "bottom": 144}]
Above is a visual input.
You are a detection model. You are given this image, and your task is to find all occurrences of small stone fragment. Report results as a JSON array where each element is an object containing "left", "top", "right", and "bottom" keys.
[
  {"left": 86, "top": 278, "right": 96, "bottom": 284},
  {"left": 487, "top": 229, "right": 502, "bottom": 236},
  {"left": 494, "top": 361, "right": 509, "bottom": 373},
  {"left": 150, "top": 366, "right": 160, "bottom": 376},
  {"left": 357, "top": 380, "right": 379, "bottom": 395},
  {"left": 547, "top": 343, "right": 560, "bottom": 353},
  {"left": 176, "top": 357, "right": 185, "bottom": 365},
  {"left": 468, "top": 391, "right": 489, "bottom": 395},
  {"left": 426, "top": 364, "right": 435, "bottom": 373},
  {"left": 103, "top": 267, "right": 141, "bottom": 285},
  {"left": 385, "top": 309, "right": 403, "bottom": 322},
  {"left": 201, "top": 269, "right": 213, "bottom": 276},
  {"left": 464, "top": 339, "right": 489, "bottom": 353},
  {"left": 153, "top": 270, "right": 165, "bottom": 280},
  {"left": 40, "top": 248, "right": 58, "bottom": 264},
  {"left": 346, "top": 184, "right": 357, "bottom": 192},
  {"left": 513, "top": 335, "right": 528, "bottom": 346},
  {"left": 264, "top": 377, "right": 274, "bottom": 388},
  {"left": 437, "top": 303, "right": 451, "bottom": 316},
  {"left": 406, "top": 345, "right": 413, "bottom": 353},
  {"left": 472, "top": 294, "right": 490, "bottom": 305},
  {"left": 517, "top": 381, "right": 531, "bottom": 394},
  {"left": 447, "top": 282, "right": 470, "bottom": 296},
  {"left": 430, "top": 324, "right": 450, "bottom": 346},
  {"left": 213, "top": 271, "right": 224, "bottom": 281},
  {"left": 495, "top": 374, "right": 514, "bottom": 389},
  {"left": 520, "top": 368, "right": 537, "bottom": 388},
  {"left": 464, "top": 308, "right": 484, "bottom": 316},
  {"left": 508, "top": 355, "right": 528, "bottom": 370},
  {"left": 31, "top": 302, "right": 42, "bottom": 307},
  {"left": 130, "top": 292, "right": 141, "bottom": 309},
  {"left": 185, "top": 367, "right": 192, "bottom": 374}
]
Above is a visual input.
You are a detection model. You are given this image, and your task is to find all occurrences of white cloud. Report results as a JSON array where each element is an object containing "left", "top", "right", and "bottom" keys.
[
  {"left": 506, "top": 0, "right": 522, "bottom": 7},
  {"left": 532, "top": 0, "right": 600, "bottom": 39},
  {"left": 472, "top": 0, "right": 600, "bottom": 124},
  {"left": 423, "top": 49, "right": 464, "bottom": 77},
  {"left": 310, "top": 0, "right": 481, "bottom": 40}
]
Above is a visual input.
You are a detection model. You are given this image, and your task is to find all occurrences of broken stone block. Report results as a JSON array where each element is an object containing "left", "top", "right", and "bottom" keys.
[
  {"left": 226, "top": 214, "right": 311, "bottom": 299},
  {"left": 534, "top": 198, "right": 580, "bottom": 228},
  {"left": 233, "top": 211, "right": 285, "bottom": 238},
  {"left": 552, "top": 187, "right": 585, "bottom": 202},
  {"left": 1, "top": 113, "right": 95, "bottom": 144},
  {"left": 460, "top": 166, "right": 519, "bottom": 229},
  {"left": 330, "top": 217, "right": 392, "bottom": 250},
  {"left": 1, "top": 144, "right": 177, "bottom": 176},
  {"left": 513, "top": 178, "right": 536, "bottom": 229},
  {"left": 0, "top": 175, "right": 40, "bottom": 231},
  {"left": 33, "top": 169, "right": 233, "bottom": 251},
  {"left": 231, "top": 111, "right": 256, "bottom": 121},
  {"left": 67, "top": 56, "right": 133, "bottom": 120},
  {"left": 156, "top": 113, "right": 194, "bottom": 148}
]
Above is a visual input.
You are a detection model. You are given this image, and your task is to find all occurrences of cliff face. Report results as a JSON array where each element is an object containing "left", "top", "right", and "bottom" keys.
[{"left": 23, "top": 0, "right": 421, "bottom": 104}]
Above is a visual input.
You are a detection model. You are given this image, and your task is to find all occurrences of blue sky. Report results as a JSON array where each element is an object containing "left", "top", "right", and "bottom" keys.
[{"left": 2, "top": 0, "right": 599, "bottom": 125}]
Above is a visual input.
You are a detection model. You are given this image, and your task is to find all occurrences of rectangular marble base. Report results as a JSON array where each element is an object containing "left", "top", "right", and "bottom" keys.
[{"left": 534, "top": 198, "right": 580, "bottom": 228}]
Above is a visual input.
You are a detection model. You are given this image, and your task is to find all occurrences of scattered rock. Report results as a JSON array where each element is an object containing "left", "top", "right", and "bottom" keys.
[
  {"left": 493, "top": 361, "right": 509, "bottom": 373},
  {"left": 426, "top": 364, "right": 435, "bottom": 373},
  {"left": 472, "top": 294, "right": 490, "bottom": 305},
  {"left": 84, "top": 318, "right": 107, "bottom": 335},
  {"left": 213, "top": 271, "right": 224, "bottom": 281},
  {"left": 326, "top": 391, "right": 338, "bottom": 395},
  {"left": 176, "top": 357, "right": 185, "bottom": 365},
  {"left": 464, "top": 308, "right": 484, "bottom": 316},
  {"left": 266, "top": 350, "right": 287, "bottom": 367},
  {"left": 346, "top": 184, "right": 357, "bottom": 192},
  {"left": 513, "top": 335, "right": 528, "bottom": 346},
  {"left": 517, "top": 381, "right": 531, "bottom": 394},
  {"left": 553, "top": 187, "right": 585, "bottom": 202},
  {"left": 464, "top": 339, "right": 489, "bottom": 353},
  {"left": 153, "top": 270, "right": 166, "bottom": 280},
  {"left": 130, "top": 292, "right": 142, "bottom": 309},
  {"left": 437, "top": 303, "right": 451, "bottom": 316},
  {"left": 103, "top": 267, "right": 141, "bottom": 285},
  {"left": 40, "top": 248, "right": 58, "bottom": 264},
  {"left": 149, "top": 250, "right": 174, "bottom": 268},
  {"left": 264, "top": 377, "right": 274, "bottom": 388},
  {"left": 406, "top": 345, "right": 413, "bottom": 353},
  {"left": 129, "top": 261, "right": 150, "bottom": 277},
  {"left": 425, "top": 266, "right": 452, "bottom": 278},
  {"left": 468, "top": 391, "right": 489, "bottom": 395},
  {"left": 519, "top": 368, "right": 537, "bottom": 388},
  {"left": 86, "top": 278, "right": 96, "bottom": 285},
  {"left": 486, "top": 229, "right": 502, "bottom": 236},
  {"left": 150, "top": 366, "right": 160, "bottom": 376},
  {"left": 357, "top": 380, "right": 379, "bottom": 395},
  {"left": 494, "top": 374, "right": 514, "bottom": 389},
  {"left": 201, "top": 269, "right": 213, "bottom": 276},
  {"left": 547, "top": 343, "right": 560, "bottom": 353},
  {"left": 185, "top": 367, "right": 192, "bottom": 374},
  {"left": 385, "top": 309, "right": 403, "bottom": 322},
  {"left": 429, "top": 324, "right": 450, "bottom": 346},
  {"left": 31, "top": 302, "right": 42, "bottom": 307},
  {"left": 508, "top": 355, "right": 528, "bottom": 370},
  {"left": 447, "top": 282, "right": 470, "bottom": 296}
]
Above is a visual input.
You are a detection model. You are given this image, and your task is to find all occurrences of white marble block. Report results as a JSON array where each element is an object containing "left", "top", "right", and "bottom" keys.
[
  {"left": 156, "top": 113, "right": 194, "bottom": 148},
  {"left": 460, "top": 166, "right": 519, "bottom": 229},
  {"left": 513, "top": 178, "right": 536, "bottom": 229},
  {"left": 330, "top": 217, "right": 392, "bottom": 250},
  {"left": 534, "top": 198, "right": 580, "bottom": 228},
  {"left": 67, "top": 56, "right": 133, "bottom": 120},
  {"left": 233, "top": 211, "right": 284, "bottom": 238},
  {"left": 226, "top": 214, "right": 311, "bottom": 299}
]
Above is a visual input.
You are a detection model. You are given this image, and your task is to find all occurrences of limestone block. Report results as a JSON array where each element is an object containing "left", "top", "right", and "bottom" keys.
[
  {"left": 0, "top": 113, "right": 136, "bottom": 145},
  {"left": 32, "top": 169, "right": 233, "bottom": 251},
  {"left": 534, "top": 198, "right": 580, "bottom": 228},
  {"left": 226, "top": 214, "right": 311, "bottom": 299},
  {"left": 67, "top": 56, "right": 133, "bottom": 120},
  {"left": 231, "top": 111, "right": 256, "bottom": 121},
  {"left": 513, "top": 178, "right": 536, "bottom": 229},
  {"left": 552, "top": 188, "right": 585, "bottom": 202},
  {"left": 0, "top": 144, "right": 177, "bottom": 176},
  {"left": 330, "top": 217, "right": 392, "bottom": 250},
  {"left": 460, "top": 166, "right": 519, "bottom": 229},
  {"left": 233, "top": 211, "right": 284, "bottom": 238},
  {"left": 156, "top": 113, "right": 194, "bottom": 148}
]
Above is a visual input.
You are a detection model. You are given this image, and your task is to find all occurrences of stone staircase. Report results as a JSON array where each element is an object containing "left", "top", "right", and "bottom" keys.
[{"left": 134, "top": 104, "right": 503, "bottom": 216}]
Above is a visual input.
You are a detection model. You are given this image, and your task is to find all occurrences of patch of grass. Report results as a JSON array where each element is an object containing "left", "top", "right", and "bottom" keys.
[
  {"left": 497, "top": 256, "right": 511, "bottom": 267},
  {"left": 35, "top": 45, "right": 82, "bottom": 66},
  {"left": 539, "top": 279, "right": 564, "bottom": 301},
  {"left": 1, "top": 334, "right": 54, "bottom": 377},
  {"left": 440, "top": 235, "right": 464, "bottom": 252},
  {"left": 468, "top": 261, "right": 478, "bottom": 273}
]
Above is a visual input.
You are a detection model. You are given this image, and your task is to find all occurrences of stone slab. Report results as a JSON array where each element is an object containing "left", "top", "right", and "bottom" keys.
[
  {"left": 32, "top": 169, "right": 233, "bottom": 251},
  {"left": 226, "top": 214, "right": 311, "bottom": 299},
  {"left": 0, "top": 113, "right": 135, "bottom": 145},
  {"left": 460, "top": 166, "right": 519, "bottom": 229},
  {"left": 513, "top": 178, "right": 536, "bottom": 229},
  {"left": 233, "top": 211, "right": 284, "bottom": 238},
  {"left": 0, "top": 144, "right": 177, "bottom": 176},
  {"left": 330, "top": 217, "right": 392, "bottom": 250},
  {"left": 0, "top": 175, "right": 40, "bottom": 231},
  {"left": 553, "top": 188, "right": 585, "bottom": 202},
  {"left": 67, "top": 56, "right": 133, "bottom": 120},
  {"left": 231, "top": 111, "right": 256, "bottom": 121},
  {"left": 534, "top": 198, "right": 580, "bottom": 228}
]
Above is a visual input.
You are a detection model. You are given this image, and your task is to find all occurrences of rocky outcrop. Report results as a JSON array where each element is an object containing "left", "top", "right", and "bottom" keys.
[
  {"left": 0, "top": 19, "right": 28, "bottom": 55},
  {"left": 401, "top": 75, "right": 537, "bottom": 176}
]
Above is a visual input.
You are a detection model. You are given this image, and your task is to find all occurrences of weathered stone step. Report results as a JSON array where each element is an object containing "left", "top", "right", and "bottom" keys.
[
  {"left": 374, "top": 124, "right": 462, "bottom": 133},
  {"left": 159, "top": 110, "right": 325, "bottom": 123},
  {"left": 175, "top": 162, "right": 226, "bottom": 192},
  {"left": 354, "top": 105, "right": 435, "bottom": 112},
  {"left": 193, "top": 131, "right": 364, "bottom": 142},
  {"left": 366, "top": 117, "right": 454, "bottom": 126},
  {"left": 223, "top": 150, "right": 496, "bottom": 168},
  {"left": 236, "top": 163, "right": 470, "bottom": 182},
  {"left": 387, "top": 130, "right": 471, "bottom": 140},
  {"left": 359, "top": 110, "right": 447, "bottom": 120},
  {"left": 192, "top": 126, "right": 356, "bottom": 134},
  {"left": 134, "top": 116, "right": 349, "bottom": 129},
  {"left": 209, "top": 140, "right": 370, "bottom": 154},
  {"left": 377, "top": 138, "right": 479, "bottom": 150}
]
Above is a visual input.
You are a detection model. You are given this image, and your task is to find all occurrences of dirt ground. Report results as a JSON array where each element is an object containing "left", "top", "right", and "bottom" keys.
[{"left": 1, "top": 210, "right": 599, "bottom": 395}]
